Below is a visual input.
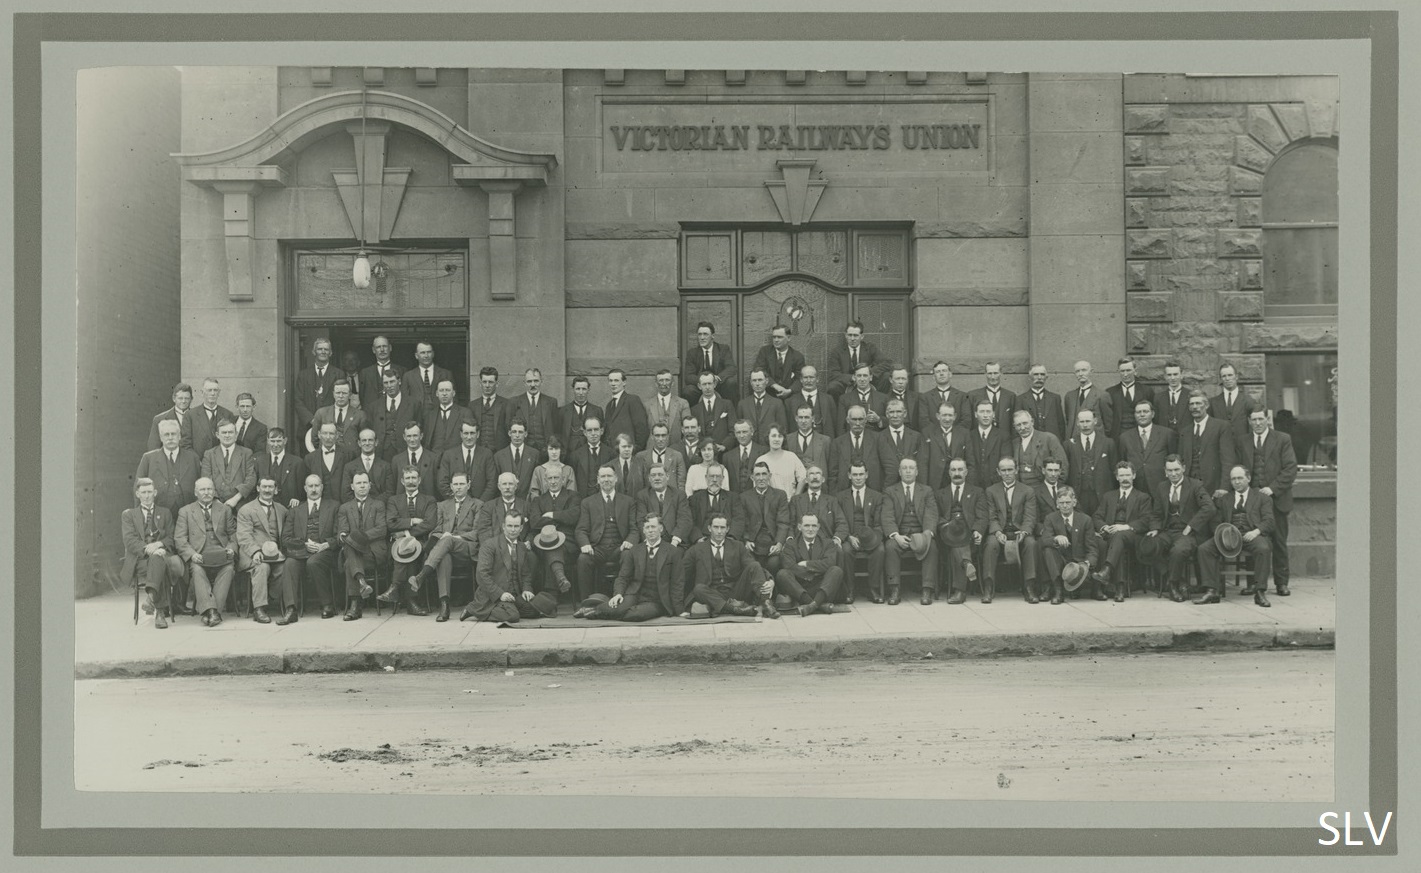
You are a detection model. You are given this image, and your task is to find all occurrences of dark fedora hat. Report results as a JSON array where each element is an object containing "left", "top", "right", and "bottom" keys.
[
  {"left": 1135, "top": 533, "right": 1166, "bottom": 563},
  {"left": 200, "top": 545, "right": 231, "bottom": 567},
  {"left": 939, "top": 515, "right": 971, "bottom": 549},
  {"left": 1061, "top": 561, "right": 1090, "bottom": 592},
  {"left": 1214, "top": 523, "right": 1244, "bottom": 560}
]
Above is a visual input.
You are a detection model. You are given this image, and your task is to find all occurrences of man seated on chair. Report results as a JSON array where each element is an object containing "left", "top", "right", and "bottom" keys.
[
  {"left": 881, "top": 457, "right": 939, "bottom": 605},
  {"left": 576, "top": 515, "right": 684, "bottom": 621},
  {"left": 1090, "top": 460, "right": 1157, "bottom": 602},
  {"left": 121, "top": 478, "right": 184, "bottom": 629},
  {"left": 337, "top": 470, "right": 389, "bottom": 621},
  {"left": 1142, "top": 454, "right": 1214, "bottom": 603},
  {"left": 1039, "top": 485, "right": 1100, "bottom": 605},
  {"left": 982, "top": 456, "right": 1038, "bottom": 604},
  {"left": 679, "top": 513, "right": 775, "bottom": 618},
  {"left": 774, "top": 513, "right": 844, "bottom": 617},
  {"left": 281, "top": 473, "right": 340, "bottom": 619},
  {"left": 836, "top": 461, "right": 886, "bottom": 602},
  {"left": 463, "top": 512, "right": 552, "bottom": 623},
  {"left": 739, "top": 461, "right": 791, "bottom": 575},
  {"left": 235, "top": 476, "right": 289, "bottom": 625},
  {"left": 174, "top": 477, "right": 237, "bottom": 627},
  {"left": 937, "top": 458, "right": 987, "bottom": 605},
  {"left": 574, "top": 465, "right": 640, "bottom": 601},
  {"left": 1194, "top": 465, "right": 1275, "bottom": 607},
  {"left": 379, "top": 466, "right": 438, "bottom": 616},
  {"left": 409, "top": 471, "right": 484, "bottom": 622}
]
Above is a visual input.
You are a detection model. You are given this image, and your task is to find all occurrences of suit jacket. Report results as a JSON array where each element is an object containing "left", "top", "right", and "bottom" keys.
[
  {"left": 788, "top": 431, "right": 830, "bottom": 481},
  {"left": 643, "top": 393, "right": 692, "bottom": 449},
  {"left": 984, "top": 481, "right": 1037, "bottom": 536},
  {"left": 1213, "top": 487, "right": 1276, "bottom": 536},
  {"left": 470, "top": 536, "right": 539, "bottom": 617},
  {"left": 885, "top": 390, "right": 925, "bottom": 433},
  {"left": 402, "top": 364, "right": 454, "bottom": 410},
  {"left": 201, "top": 444, "right": 256, "bottom": 502},
  {"left": 844, "top": 388, "right": 890, "bottom": 431},
  {"left": 1116, "top": 425, "right": 1178, "bottom": 495},
  {"left": 310, "top": 403, "right": 367, "bottom": 455},
  {"left": 751, "top": 344, "right": 806, "bottom": 397},
  {"left": 689, "top": 395, "right": 736, "bottom": 451},
  {"left": 1177, "top": 416, "right": 1235, "bottom": 494},
  {"left": 880, "top": 483, "right": 940, "bottom": 539},
  {"left": 1151, "top": 477, "right": 1214, "bottom": 537},
  {"left": 1091, "top": 487, "right": 1156, "bottom": 534},
  {"left": 1033, "top": 481, "right": 1072, "bottom": 536},
  {"left": 175, "top": 500, "right": 236, "bottom": 559},
  {"left": 494, "top": 444, "right": 545, "bottom": 499},
  {"left": 529, "top": 488, "right": 579, "bottom": 539},
  {"left": 605, "top": 455, "right": 647, "bottom": 499},
  {"left": 1105, "top": 381, "right": 1149, "bottom": 439},
  {"left": 294, "top": 366, "right": 346, "bottom": 433},
  {"left": 635, "top": 447, "right": 686, "bottom": 493},
  {"left": 146, "top": 407, "right": 193, "bottom": 452},
  {"left": 1209, "top": 389, "right": 1261, "bottom": 452},
  {"left": 828, "top": 430, "right": 887, "bottom": 493},
  {"left": 878, "top": 426, "right": 924, "bottom": 488},
  {"left": 682, "top": 340, "right": 738, "bottom": 402},
  {"left": 785, "top": 391, "right": 841, "bottom": 438},
  {"left": 918, "top": 385, "right": 972, "bottom": 430},
  {"left": 337, "top": 496, "right": 389, "bottom": 554},
  {"left": 387, "top": 490, "right": 440, "bottom": 539},
  {"left": 119, "top": 505, "right": 177, "bottom": 587},
  {"left": 436, "top": 445, "right": 499, "bottom": 502},
  {"left": 736, "top": 393, "right": 788, "bottom": 446},
  {"left": 235, "top": 499, "right": 288, "bottom": 569},
  {"left": 936, "top": 482, "right": 989, "bottom": 538},
  {"left": 614, "top": 543, "right": 684, "bottom": 614},
  {"left": 722, "top": 442, "right": 768, "bottom": 494},
  {"left": 188, "top": 404, "right": 236, "bottom": 459},
  {"left": 826, "top": 340, "right": 892, "bottom": 395},
  {"left": 738, "top": 487, "right": 792, "bottom": 549},
  {"left": 391, "top": 447, "right": 439, "bottom": 498},
  {"left": 135, "top": 447, "right": 202, "bottom": 513},
  {"left": 687, "top": 488, "right": 743, "bottom": 542},
  {"left": 921, "top": 425, "right": 970, "bottom": 492},
  {"left": 836, "top": 487, "right": 886, "bottom": 542},
  {"left": 233, "top": 416, "right": 269, "bottom": 454},
  {"left": 1018, "top": 390, "right": 1067, "bottom": 440},
  {"left": 966, "top": 386, "right": 1017, "bottom": 431},
  {"left": 576, "top": 491, "right": 641, "bottom": 548},
  {"left": 1011, "top": 430, "right": 1070, "bottom": 486},
  {"left": 253, "top": 451, "right": 305, "bottom": 507},
  {"left": 558, "top": 402, "right": 604, "bottom": 452},
  {"left": 1065, "top": 432, "right": 1118, "bottom": 504},
  {"left": 568, "top": 440, "right": 618, "bottom": 498},
  {"left": 1040, "top": 510, "right": 1100, "bottom": 565},
  {"left": 966, "top": 426, "right": 1010, "bottom": 490},
  {"left": 341, "top": 454, "right": 395, "bottom": 503},
  {"left": 779, "top": 536, "right": 842, "bottom": 580},
  {"left": 359, "top": 361, "right": 406, "bottom": 409},
  {"left": 680, "top": 538, "right": 761, "bottom": 602},
  {"left": 305, "top": 447, "right": 352, "bottom": 501},
  {"left": 508, "top": 392, "right": 561, "bottom": 451},
  {"left": 425, "top": 494, "right": 483, "bottom": 557},
  {"left": 474, "top": 497, "right": 531, "bottom": 545},
  {"left": 634, "top": 487, "right": 695, "bottom": 545},
  {"left": 1153, "top": 387, "right": 1192, "bottom": 433},
  {"left": 602, "top": 392, "right": 650, "bottom": 450},
  {"left": 789, "top": 489, "right": 849, "bottom": 541},
  {"left": 1236, "top": 428, "right": 1299, "bottom": 512},
  {"left": 422, "top": 403, "right": 473, "bottom": 457},
  {"left": 1063, "top": 385, "right": 1115, "bottom": 440},
  {"left": 281, "top": 497, "right": 340, "bottom": 559},
  {"left": 471, "top": 394, "right": 513, "bottom": 453},
  {"left": 367, "top": 393, "right": 424, "bottom": 459}
]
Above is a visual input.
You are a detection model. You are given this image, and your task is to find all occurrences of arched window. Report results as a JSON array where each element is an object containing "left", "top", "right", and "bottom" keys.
[{"left": 1261, "top": 141, "right": 1338, "bottom": 315}]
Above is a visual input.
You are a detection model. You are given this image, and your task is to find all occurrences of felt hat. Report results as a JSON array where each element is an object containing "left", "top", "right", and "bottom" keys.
[
  {"left": 1003, "top": 537, "right": 1021, "bottom": 566},
  {"left": 939, "top": 515, "right": 972, "bottom": 549},
  {"left": 907, "top": 532, "right": 933, "bottom": 560},
  {"left": 532, "top": 524, "right": 567, "bottom": 551},
  {"left": 1135, "top": 533, "right": 1166, "bottom": 563},
  {"left": 200, "top": 545, "right": 231, "bottom": 567},
  {"left": 1213, "top": 523, "right": 1244, "bottom": 560},
  {"left": 1061, "top": 561, "right": 1090, "bottom": 592},
  {"left": 391, "top": 533, "right": 423, "bottom": 564},
  {"left": 578, "top": 593, "right": 611, "bottom": 608},
  {"left": 258, "top": 540, "right": 285, "bottom": 563}
]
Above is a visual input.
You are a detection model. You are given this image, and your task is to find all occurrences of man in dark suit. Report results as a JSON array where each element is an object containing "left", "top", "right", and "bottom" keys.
[
  {"left": 886, "top": 368, "right": 924, "bottom": 433},
  {"left": 921, "top": 401, "right": 969, "bottom": 493},
  {"left": 790, "top": 465, "right": 850, "bottom": 582},
  {"left": 1090, "top": 461, "right": 1157, "bottom": 601},
  {"left": 645, "top": 369, "right": 692, "bottom": 450},
  {"left": 1116, "top": 397, "right": 1177, "bottom": 495},
  {"left": 682, "top": 320, "right": 738, "bottom": 404},
  {"left": 528, "top": 467, "right": 579, "bottom": 597},
  {"left": 788, "top": 406, "right": 830, "bottom": 478},
  {"left": 174, "top": 477, "right": 236, "bottom": 627},
  {"left": 965, "top": 399, "right": 1009, "bottom": 490},
  {"left": 463, "top": 512, "right": 545, "bottom": 622},
  {"left": 578, "top": 517, "right": 684, "bottom": 621},
  {"left": 1063, "top": 360, "right": 1114, "bottom": 441},
  {"left": 878, "top": 399, "right": 923, "bottom": 489},
  {"left": 981, "top": 457, "right": 1038, "bottom": 604},
  {"left": 309, "top": 379, "right": 366, "bottom": 455},
  {"left": 1209, "top": 363, "right": 1260, "bottom": 453},
  {"left": 1194, "top": 465, "right": 1276, "bottom": 607},
  {"left": 609, "top": 435, "right": 647, "bottom": 498},
  {"left": 602, "top": 368, "right": 650, "bottom": 451},
  {"left": 738, "top": 369, "right": 788, "bottom": 445},
  {"left": 574, "top": 464, "right": 641, "bottom": 600},
  {"left": 1144, "top": 456, "right": 1214, "bottom": 602},
  {"left": 1153, "top": 361, "right": 1191, "bottom": 433},
  {"left": 1065, "top": 408, "right": 1117, "bottom": 520},
  {"left": 368, "top": 370, "right": 424, "bottom": 460},
  {"left": 829, "top": 405, "right": 886, "bottom": 493},
  {"left": 359, "top": 335, "right": 405, "bottom": 410},
  {"left": 201, "top": 419, "right": 256, "bottom": 509},
  {"left": 232, "top": 393, "right": 268, "bottom": 454},
  {"left": 437, "top": 421, "right": 498, "bottom": 502},
  {"left": 472, "top": 366, "right": 512, "bottom": 453},
  {"left": 636, "top": 423, "right": 686, "bottom": 494},
  {"left": 1019, "top": 364, "right": 1067, "bottom": 440},
  {"left": 559, "top": 376, "right": 604, "bottom": 453},
  {"left": 493, "top": 421, "right": 543, "bottom": 499},
  {"left": 689, "top": 372, "right": 736, "bottom": 452},
  {"left": 739, "top": 462, "right": 792, "bottom": 575},
  {"left": 1038, "top": 485, "right": 1100, "bottom": 605},
  {"left": 687, "top": 465, "right": 742, "bottom": 543},
  {"left": 147, "top": 382, "right": 195, "bottom": 452},
  {"left": 966, "top": 362, "right": 1017, "bottom": 432},
  {"left": 936, "top": 458, "right": 988, "bottom": 604},
  {"left": 378, "top": 467, "right": 439, "bottom": 615},
  {"left": 421, "top": 380, "right": 471, "bottom": 458},
  {"left": 474, "top": 473, "right": 530, "bottom": 549},
  {"left": 508, "top": 368, "right": 560, "bottom": 452},
  {"left": 880, "top": 458, "right": 939, "bottom": 605},
  {"left": 722, "top": 420, "right": 766, "bottom": 494},
  {"left": 136, "top": 418, "right": 201, "bottom": 514},
  {"left": 121, "top": 478, "right": 185, "bottom": 628},
  {"left": 919, "top": 361, "right": 971, "bottom": 429},
  {"left": 1178, "top": 390, "right": 1235, "bottom": 496},
  {"left": 336, "top": 470, "right": 389, "bottom": 621},
  {"left": 826, "top": 320, "right": 892, "bottom": 396},
  {"left": 340, "top": 351, "right": 365, "bottom": 412},
  {"left": 785, "top": 366, "right": 840, "bottom": 438},
  {"left": 568, "top": 416, "right": 618, "bottom": 499},
  {"left": 253, "top": 427, "right": 304, "bottom": 509},
  {"left": 844, "top": 364, "right": 890, "bottom": 432},
  {"left": 751, "top": 325, "right": 806, "bottom": 401},
  {"left": 837, "top": 461, "right": 886, "bottom": 602},
  {"left": 294, "top": 339, "right": 345, "bottom": 444},
  {"left": 189, "top": 379, "right": 236, "bottom": 460},
  {"left": 383, "top": 418, "right": 436, "bottom": 499},
  {"left": 402, "top": 341, "right": 454, "bottom": 411},
  {"left": 281, "top": 473, "right": 341, "bottom": 619},
  {"left": 304, "top": 422, "right": 350, "bottom": 502},
  {"left": 342, "top": 428, "right": 395, "bottom": 503},
  {"left": 1237, "top": 409, "right": 1299, "bottom": 596},
  {"left": 774, "top": 514, "right": 845, "bottom": 616},
  {"left": 635, "top": 463, "right": 694, "bottom": 547},
  {"left": 1105, "top": 357, "right": 1148, "bottom": 440},
  {"left": 679, "top": 513, "right": 772, "bottom": 617},
  {"left": 1032, "top": 460, "right": 1071, "bottom": 593}
]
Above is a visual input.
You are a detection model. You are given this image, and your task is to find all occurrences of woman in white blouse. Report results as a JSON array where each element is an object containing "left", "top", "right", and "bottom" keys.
[
  {"left": 759, "top": 424, "right": 807, "bottom": 499},
  {"left": 528, "top": 435, "right": 577, "bottom": 500},
  {"left": 682, "top": 438, "right": 725, "bottom": 497}
]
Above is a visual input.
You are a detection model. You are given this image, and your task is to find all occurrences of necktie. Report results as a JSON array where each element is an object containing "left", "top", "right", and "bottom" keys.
[
  {"left": 714, "top": 545, "right": 722, "bottom": 562},
  {"left": 1085, "top": 435, "right": 1093, "bottom": 453},
  {"left": 905, "top": 485, "right": 912, "bottom": 503},
  {"left": 453, "top": 499, "right": 462, "bottom": 518},
  {"left": 358, "top": 500, "right": 366, "bottom": 521},
  {"left": 409, "top": 494, "right": 416, "bottom": 513},
  {"left": 224, "top": 448, "right": 231, "bottom": 467},
  {"left": 410, "top": 450, "right": 417, "bottom": 467},
  {"left": 442, "top": 408, "right": 449, "bottom": 421},
  {"left": 465, "top": 450, "right": 472, "bottom": 469},
  {"left": 1049, "top": 485, "right": 1056, "bottom": 503},
  {"left": 608, "top": 397, "right": 617, "bottom": 417},
  {"left": 237, "top": 421, "right": 246, "bottom": 443},
  {"left": 1079, "top": 388, "right": 1087, "bottom": 406},
  {"left": 1120, "top": 490, "right": 1128, "bottom": 502},
  {"left": 1236, "top": 493, "right": 1244, "bottom": 510},
  {"left": 169, "top": 451, "right": 177, "bottom": 465},
  {"left": 809, "top": 492, "right": 818, "bottom": 504},
  {"left": 656, "top": 451, "right": 665, "bottom": 466},
  {"left": 387, "top": 397, "right": 394, "bottom": 413},
  {"left": 622, "top": 460, "right": 630, "bottom": 483},
  {"left": 272, "top": 454, "right": 279, "bottom": 470},
  {"left": 424, "top": 368, "right": 432, "bottom": 391},
  {"left": 661, "top": 395, "right": 669, "bottom": 414},
  {"left": 316, "top": 367, "right": 324, "bottom": 382},
  {"left": 955, "top": 485, "right": 962, "bottom": 505},
  {"left": 336, "top": 408, "right": 344, "bottom": 427},
  {"left": 742, "top": 448, "right": 749, "bottom": 464},
  {"left": 851, "top": 348, "right": 858, "bottom": 368},
  {"left": 1196, "top": 422, "right": 1203, "bottom": 438},
  {"left": 363, "top": 455, "right": 372, "bottom": 472},
  {"left": 1256, "top": 434, "right": 1263, "bottom": 451},
  {"left": 485, "top": 398, "right": 492, "bottom": 412},
  {"left": 264, "top": 502, "right": 274, "bottom": 528},
  {"left": 1171, "top": 485, "right": 1179, "bottom": 504},
  {"left": 1140, "top": 428, "right": 1148, "bottom": 444},
  {"left": 801, "top": 435, "right": 808, "bottom": 453},
  {"left": 514, "top": 448, "right": 521, "bottom": 466},
  {"left": 893, "top": 429, "right": 902, "bottom": 449},
  {"left": 704, "top": 348, "right": 712, "bottom": 370},
  {"left": 778, "top": 351, "right": 785, "bottom": 365},
  {"left": 989, "top": 390, "right": 997, "bottom": 404},
  {"left": 648, "top": 545, "right": 657, "bottom": 562},
  {"left": 756, "top": 396, "right": 763, "bottom": 410},
  {"left": 311, "top": 501, "right": 318, "bottom": 515},
  {"left": 856, "top": 490, "right": 864, "bottom": 511},
  {"left": 1172, "top": 391, "right": 1179, "bottom": 406},
  {"left": 853, "top": 435, "right": 861, "bottom": 453},
  {"left": 143, "top": 510, "right": 154, "bottom": 537}
]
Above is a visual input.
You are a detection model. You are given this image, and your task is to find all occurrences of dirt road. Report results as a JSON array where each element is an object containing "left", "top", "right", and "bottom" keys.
[{"left": 75, "top": 651, "right": 1332, "bottom": 800}]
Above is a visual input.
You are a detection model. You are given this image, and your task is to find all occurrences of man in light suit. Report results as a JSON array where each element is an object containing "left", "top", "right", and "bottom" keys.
[
  {"left": 1010, "top": 409, "right": 1069, "bottom": 488},
  {"left": 437, "top": 421, "right": 498, "bottom": 502},
  {"left": 136, "top": 419, "right": 202, "bottom": 514},
  {"left": 358, "top": 335, "right": 405, "bottom": 410},
  {"left": 1178, "top": 390, "right": 1235, "bottom": 496},
  {"left": 1194, "top": 466, "right": 1275, "bottom": 607},
  {"left": 1153, "top": 361, "right": 1192, "bottom": 433},
  {"left": 121, "top": 478, "right": 185, "bottom": 628},
  {"left": 1018, "top": 364, "right": 1067, "bottom": 441},
  {"left": 391, "top": 421, "right": 438, "bottom": 499},
  {"left": 689, "top": 371, "right": 736, "bottom": 453},
  {"left": 336, "top": 470, "right": 389, "bottom": 621},
  {"left": 508, "top": 368, "right": 560, "bottom": 452},
  {"left": 309, "top": 379, "right": 366, "bottom": 455},
  {"left": 493, "top": 421, "right": 543, "bottom": 500},
  {"left": 1116, "top": 398, "right": 1177, "bottom": 495},
  {"left": 966, "top": 362, "right": 1017, "bottom": 432},
  {"left": 981, "top": 457, "right": 1038, "bottom": 604},
  {"left": 921, "top": 402, "right": 969, "bottom": 493},
  {"left": 1105, "top": 357, "right": 1148, "bottom": 440},
  {"left": 644, "top": 369, "right": 690, "bottom": 450},
  {"left": 421, "top": 379, "right": 470, "bottom": 458},
  {"left": 579, "top": 516, "right": 684, "bottom": 622},
  {"left": 411, "top": 471, "right": 483, "bottom": 619},
  {"left": 402, "top": 341, "right": 454, "bottom": 411},
  {"left": 602, "top": 368, "right": 650, "bottom": 451},
  {"left": 836, "top": 462, "right": 885, "bottom": 602},
  {"left": 147, "top": 382, "right": 195, "bottom": 452},
  {"left": 368, "top": 370, "right": 424, "bottom": 460},
  {"left": 174, "top": 477, "right": 236, "bottom": 627},
  {"left": 829, "top": 405, "right": 886, "bottom": 493},
  {"left": 1065, "top": 409, "right": 1117, "bottom": 520},
  {"left": 188, "top": 378, "right": 236, "bottom": 460},
  {"left": 201, "top": 419, "right": 256, "bottom": 510},
  {"left": 636, "top": 423, "right": 686, "bottom": 494},
  {"left": 1063, "top": 360, "right": 1114, "bottom": 441},
  {"left": 1209, "top": 363, "right": 1259, "bottom": 453},
  {"left": 281, "top": 473, "right": 340, "bottom": 619},
  {"left": 751, "top": 324, "right": 806, "bottom": 401},
  {"left": 737, "top": 368, "right": 788, "bottom": 445},
  {"left": 294, "top": 339, "right": 345, "bottom": 443},
  {"left": 472, "top": 367, "right": 512, "bottom": 454},
  {"left": 1090, "top": 461, "right": 1157, "bottom": 602},
  {"left": 341, "top": 428, "right": 396, "bottom": 503},
  {"left": 788, "top": 406, "right": 830, "bottom": 478},
  {"left": 574, "top": 465, "right": 641, "bottom": 601},
  {"left": 878, "top": 399, "right": 923, "bottom": 489},
  {"left": 785, "top": 366, "right": 840, "bottom": 438},
  {"left": 880, "top": 458, "right": 939, "bottom": 605},
  {"left": 682, "top": 320, "right": 738, "bottom": 404},
  {"left": 1237, "top": 409, "right": 1299, "bottom": 596},
  {"left": 232, "top": 393, "right": 268, "bottom": 455},
  {"left": 1143, "top": 456, "right": 1214, "bottom": 602},
  {"left": 918, "top": 361, "right": 971, "bottom": 428},
  {"left": 234, "top": 476, "right": 288, "bottom": 624},
  {"left": 826, "top": 320, "right": 892, "bottom": 396},
  {"left": 937, "top": 458, "right": 988, "bottom": 604}
]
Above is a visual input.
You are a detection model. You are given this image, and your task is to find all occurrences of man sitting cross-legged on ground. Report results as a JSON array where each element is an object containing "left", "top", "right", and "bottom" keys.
[
  {"left": 679, "top": 513, "right": 776, "bottom": 618},
  {"left": 575, "top": 516, "right": 684, "bottom": 621},
  {"left": 408, "top": 472, "right": 484, "bottom": 622},
  {"left": 462, "top": 512, "right": 554, "bottom": 623},
  {"left": 774, "top": 513, "right": 845, "bottom": 617}
]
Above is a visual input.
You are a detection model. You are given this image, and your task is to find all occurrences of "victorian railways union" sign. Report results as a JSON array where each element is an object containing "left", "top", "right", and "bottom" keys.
[{"left": 608, "top": 122, "right": 983, "bottom": 151}]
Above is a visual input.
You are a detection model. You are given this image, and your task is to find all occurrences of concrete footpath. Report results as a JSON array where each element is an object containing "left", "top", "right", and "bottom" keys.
[{"left": 73, "top": 577, "right": 1336, "bottom": 678}]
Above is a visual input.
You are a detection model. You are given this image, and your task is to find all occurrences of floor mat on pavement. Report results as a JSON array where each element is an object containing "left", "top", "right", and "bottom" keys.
[{"left": 498, "top": 615, "right": 760, "bottom": 629}]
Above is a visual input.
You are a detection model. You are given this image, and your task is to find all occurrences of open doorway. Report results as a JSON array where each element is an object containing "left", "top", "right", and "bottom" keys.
[{"left": 292, "top": 323, "right": 469, "bottom": 425}]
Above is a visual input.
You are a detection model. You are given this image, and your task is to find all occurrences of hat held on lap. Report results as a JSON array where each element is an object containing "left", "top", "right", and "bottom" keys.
[
  {"left": 1214, "top": 523, "right": 1243, "bottom": 560},
  {"left": 391, "top": 533, "right": 423, "bottom": 564}
]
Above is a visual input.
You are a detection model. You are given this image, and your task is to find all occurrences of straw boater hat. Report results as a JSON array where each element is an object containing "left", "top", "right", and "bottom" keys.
[
  {"left": 939, "top": 515, "right": 971, "bottom": 549},
  {"left": 391, "top": 533, "right": 423, "bottom": 564},
  {"left": 1213, "top": 523, "right": 1244, "bottom": 560},
  {"left": 258, "top": 541, "right": 285, "bottom": 563},
  {"left": 1061, "top": 561, "right": 1090, "bottom": 592},
  {"left": 532, "top": 524, "right": 567, "bottom": 551}
]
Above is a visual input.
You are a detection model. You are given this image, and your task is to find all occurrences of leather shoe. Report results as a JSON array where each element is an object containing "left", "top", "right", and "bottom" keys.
[
  {"left": 796, "top": 603, "right": 816, "bottom": 617},
  {"left": 320, "top": 606, "right": 337, "bottom": 619},
  {"left": 154, "top": 611, "right": 168, "bottom": 629},
  {"left": 1112, "top": 590, "right": 1125, "bottom": 603},
  {"left": 1254, "top": 590, "right": 1271, "bottom": 608},
  {"left": 1024, "top": 588, "right": 1039, "bottom": 605},
  {"left": 1091, "top": 568, "right": 1111, "bottom": 586},
  {"left": 343, "top": 605, "right": 362, "bottom": 621},
  {"left": 140, "top": 591, "right": 156, "bottom": 615},
  {"left": 459, "top": 607, "right": 476, "bottom": 622},
  {"left": 275, "top": 607, "right": 298, "bottom": 626},
  {"left": 963, "top": 561, "right": 978, "bottom": 582},
  {"left": 1192, "top": 590, "right": 1221, "bottom": 605},
  {"left": 869, "top": 593, "right": 885, "bottom": 604},
  {"left": 844, "top": 592, "right": 856, "bottom": 605},
  {"left": 887, "top": 588, "right": 901, "bottom": 606},
  {"left": 356, "top": 574, "right": 373, "bottom": 598},
  {"left": 1275, "top": 584, "right": 1290, "bottom": 596},
  {"left": 1092, "top": 590, "right": 1108, "bottom": 601},
  {"left": 920, "top": 591, "right": 934, "bottom": 606},
  {"left": 208, "top": 609, "right": 223, "bottom": 627},
  {"left": 1050, "top": 590, "right": 1064, "bottom": 605},
  {"left": 981, "top": 582, "right": 994, "bottom": 605},
  {"left": 376, "top": 583, "right": 400, "bottom": 604},
  {"left": 405, "top": 599, "right": 429, "bottom": 617},
  {"left": 946, "top": 591, "right": 966, "bottom": 605},
  {"left": 252, "top": 606, "right": 271, "bottom": 624},
  {"left": 730, "top": 603, "right": 758, "bottom": 617},
  {"left": 177, "top": 604, "right": 198, "bottom": 616},
  {"left": 819, "top": 601, "right": 835, "bottom": 615},
  {"left": 200, "top": 610, "right": 212, "bottom": 627},
  {"left": 436, "top": 600, "right": 450, "bottom": 622},
  {"left": 761, "top": 600, "right": 781, "bottom": 620}
]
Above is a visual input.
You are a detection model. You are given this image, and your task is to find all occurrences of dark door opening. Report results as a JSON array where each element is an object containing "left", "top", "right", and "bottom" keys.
[{"left": 293, "top": 322, "right": 469, "bottom": 425}]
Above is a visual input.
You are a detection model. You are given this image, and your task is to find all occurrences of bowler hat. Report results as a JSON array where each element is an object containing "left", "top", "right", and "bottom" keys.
[
  {"left": 774, "top": 593, "right": 795, "bottom": 611},
  {"left": 532, "top": 524, "right": 567, "bottom": 551},
  {"left": 1003, "top": 537, "right": 1021, "bottom": 566},
  {"left": 200, "top": 545, "right": 231, "bottom": 567},
  {"left": 391, "top": 533, "right": 423, "bottom": 564},
  {"left": 258, "top": 541, "right": 285, "bottom": 563},
  {"left": 1135, "top": 534, "right": 1166, "bottom": 563},
  {"left": 939, "top": 515, "right": 971, "bottom": 549},
  {"left": 1061, "top": 561, "right": 1090, "bottom": 592},
  {"left": 1213, "top": 523, "right": 1244, "bottom": 560}
]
